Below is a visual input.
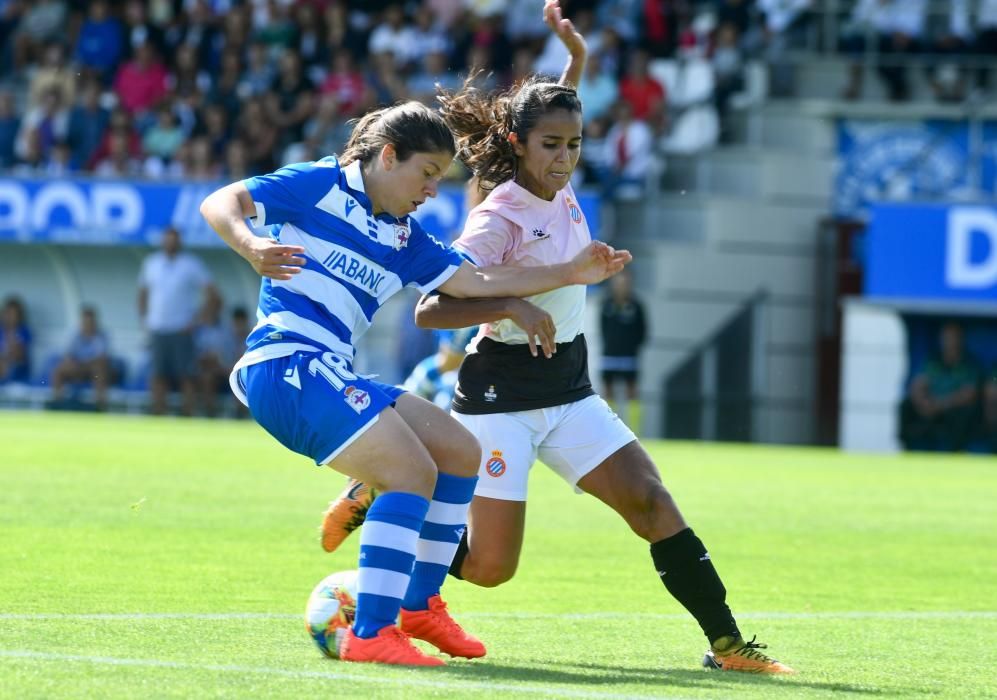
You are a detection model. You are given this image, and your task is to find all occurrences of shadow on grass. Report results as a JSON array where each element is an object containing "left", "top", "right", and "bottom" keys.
[{"left": 434, "top": 660, "right": 909, "bottom": 696}]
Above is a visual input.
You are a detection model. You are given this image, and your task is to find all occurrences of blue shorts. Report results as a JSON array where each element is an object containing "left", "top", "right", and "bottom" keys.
[{"left": 239, "top": 350, "right": 405, "bottom": 465}]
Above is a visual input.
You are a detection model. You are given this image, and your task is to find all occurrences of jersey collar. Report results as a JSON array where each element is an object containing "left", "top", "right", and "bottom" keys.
[{"left": 341, "top": 158, "right": 374, "bottom": 211}]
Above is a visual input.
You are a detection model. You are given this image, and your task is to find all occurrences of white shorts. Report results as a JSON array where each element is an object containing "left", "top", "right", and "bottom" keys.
[{"left": 451, "top": 394, "right": 637, "bottom": 501}]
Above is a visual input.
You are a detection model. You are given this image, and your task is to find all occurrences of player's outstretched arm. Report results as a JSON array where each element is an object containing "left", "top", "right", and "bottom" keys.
[
  {"left": 437, "top": 241, "right": 631, "bottom": 301},
  {"left": 545, "top": 0, "right": 587, "bottom": 88},
  {"left": 415, "top": 294, "right": 558, "bottom": 358},
  {"left": 199, "top": 182, "right": 306, "bottom": 280}
]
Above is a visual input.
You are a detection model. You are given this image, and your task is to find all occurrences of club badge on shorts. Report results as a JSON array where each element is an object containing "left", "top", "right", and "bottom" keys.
[
  {"left": 485, "top": 450, "right": 506, "bottom": 477},
  {"left": 343, "top": 386, "right": 370, "bottom": 413}
]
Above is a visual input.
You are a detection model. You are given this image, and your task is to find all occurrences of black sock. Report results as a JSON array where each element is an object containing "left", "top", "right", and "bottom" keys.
[
  {"left": 650, "top": 528, "right": 740, "bottom": 645},
  {"left": 447, "top": 529, "right": 469, "bottom": 580}
]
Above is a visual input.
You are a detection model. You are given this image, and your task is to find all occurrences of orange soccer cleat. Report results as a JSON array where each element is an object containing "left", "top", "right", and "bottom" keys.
[
  {"left": 320, "top": 479, "right": 377, "bottom": 553},
  {"left": 400, "top": 594, "right": 487, "bottom": 659},
  {"left": 702, "top": 635, "right": 795, "bottom": 674},
  {"left": 339, "top": 625, "right": 445, "bottom": 666}
]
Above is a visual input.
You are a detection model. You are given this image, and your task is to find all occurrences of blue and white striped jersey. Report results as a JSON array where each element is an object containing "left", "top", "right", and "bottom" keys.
[{"left": 236, "top": 156, "right": 465, "bottom": 371}]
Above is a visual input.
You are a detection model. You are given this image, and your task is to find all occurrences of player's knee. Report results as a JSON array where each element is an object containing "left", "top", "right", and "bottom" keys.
[
  {"left": 624, "top": 485, "right": 679, "bottom": 541},
  {"left": 464, "top": 558, "right": 517, "bottom": 588},
  {"left": 446, "top": 422, "right": 481, "bottom": 478}
]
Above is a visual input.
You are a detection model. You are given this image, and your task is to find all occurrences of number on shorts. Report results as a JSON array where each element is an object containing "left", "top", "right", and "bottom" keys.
[{"left": 308, "top": 352, "right": 357, "bottom": 391}]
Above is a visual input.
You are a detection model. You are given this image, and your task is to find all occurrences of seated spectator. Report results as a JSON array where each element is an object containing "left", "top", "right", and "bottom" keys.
[
  {"left": 65, "top": 79, "right": 110, "bottom": 170},
  {"left": 712, "top": 21, "right": 745, "bottom": 140},
  {"left": 142, "top": 103, "right": 185, "bottom": 163},
  {"left": 11, "top": 0, "right": 66, "bottom": 70},
  {"left": 0, "top": 88, "right": 20, "bottom": 169},
  {"left": 601, "top": 99, "right": 655, "bottom": 201},
  {"left": 924, "top": 0, "right": 972, "bottom": 102},
  {"left": 0, "top": 295, "right": 31, "bottom": 384},
  {"left": 74, "top": 0, "right": 124, "bottom": 86},
  {"left": 757, "top": 0, "right": 812, "bottom": 97},
  {"left": 407, "top": 51, "right": 461, "bottom": 106},
  {"left": 840, "top": 0, "right": 927, "bottom": 102},
  {"left": 14, "top": 86, "right": 68, "bottom": 166},
  {"left": 113, "top": 40, "right": 169, "bottom": 117},
  {"left": 27, "top": 41, "right": 75, "bottom": 110},
  {"left": 368, "top": 3, "right": 417, "bottom": 70},
  {"left": 319, "top": 50, "right": 368, "bottom": 120},
  {"left": 619, "top": 48, "right": 666, "bottom": 120},
  {"left": 94, "top": 129, "right": 142, "bottom": 178},
  {"left": 577, "top": 51, "right": 619, "bottom": 126},
  {"left": 899, "top": 322, "right": 980, "bottom": 452},
  {"left": 48, "top": 305, "right": 114, "bottom": 410}
]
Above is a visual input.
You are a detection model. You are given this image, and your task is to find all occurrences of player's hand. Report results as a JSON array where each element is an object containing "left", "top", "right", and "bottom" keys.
[
  {"left": 507, "top": 298, "right": 557, "bottom": 358},
  {"left": 567, "top": 241, "right": 632, "bottom": 286},
  {"left": 544, "top": 0, "right": 586, "bottom": 59},
  {"left": 242, "top": 238, "right": 306, "bottom": 280}
]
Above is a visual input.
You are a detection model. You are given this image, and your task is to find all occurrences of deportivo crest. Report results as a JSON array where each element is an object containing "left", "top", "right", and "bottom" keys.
[
  {"left": 392, "top": 223, "right": 410, "bottom": 249},
  {"left": 343, "top": 385, "right": 371, "bottom": 413},
  {"left": 485, "top": 450, "right": 506, "bottom": 477}
]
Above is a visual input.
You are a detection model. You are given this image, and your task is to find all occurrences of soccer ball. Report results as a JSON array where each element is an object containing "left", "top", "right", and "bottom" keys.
[{"left": 305, "top": 569, "right": 358, "bottom": 658}]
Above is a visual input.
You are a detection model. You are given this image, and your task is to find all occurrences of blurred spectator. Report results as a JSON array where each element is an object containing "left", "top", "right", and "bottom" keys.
[
  {"left": 15, "top": 86, "right": 68, "bottom": 165},
  {"left": 235, "top": 97, "right": 278, "bottom": 174},
  {"left": 0, "top": 88, "right": 20, "bottom": 169},
  {"left": 505, "top": 0, "right": 549, "bottom": 45},
  {"left": 984, "top": 366, "right": 997, "bottom": 452},
  {"left": 369, "top": 4, "right": 417, "bottom": 69},
  {"left": 94, "top": 129, "right": 142, "bottom": 178},
  {"left": 716, "top": 0, "right": 753, "bottom": 39},
  {"left": 65, "top": 79, "right": 110, "bottom": 170},
  {"left": 121, "top": 0, "right": 166, "bottom": 62},
  {"left": 973, "top": 0, "right": 997, "bottom": 90},
  {"left": 757, "top": 0, "right": 812, "bottom": 97},
  {"left": 619, "top": 48, "right": 666, "bottom": 120},
  {"left": 222, "top": 138, "right": 250, "bottom": 178},
  {"left": 266, "top": 49, "right": 315, "bottom": 149},
  {"left": 408, "top": 51, "right": 462, "bottom": 105},
  {"left": 409, "top": 4, "right": 450, "bottom": 67},
  {"left": 242, "top": 41, "right": 277, "bottom": 99},
  {"left": 319, "top": 50, "right": 368, "bottom": 119},
  {"left": 597, "top": 0, "right": 642, "bottom": 46},
  {"left": 74, "top": 0, "right": 125, "bottom": 86},
  {"left": 193, "top": 294, "right": 235, "bottom": 417},
  {"left": 924, "top": 0, "right": 971, "bottom": 102},
  {"left": 142, "top": 103, "right": 185, "bottom": 163},
  {"left": 427, "top": 0, "right": 464, "bottom": 30},
  {"left": 712, "top": 22, "right": 745, "bottom": 140},
  {"left": 292, "top": 3, "right": 325, "bottom": 75},
  {"left": 209, "top": 48, "right": 245, "bottom": 120},
  {"left": 137, "top": 226, "right": 218, "bottom": 416},
  {"left": 639, "top": 0, "right": 678, "bottom": 57},
  {"left": 113, "top": 41, "right": 169, "bottom": 116},
  {"left": 11, "top": 0, "right": 66, "bottom": 70},
  {"left": 27, "top": 42, "right": 74, "bottom": 109},
  {"left": 169, "top": 43, "right": 212, "bottom": 99},
  {"left": 601, "top": 99, "right": 655, "bottom": 201},
  {"left": 87, "top": 108, "right": 143, "bottom": 172},
  {"left": 600, "top": 269, "right": 647, "bottom": 435},
  {"left": 841, "top": 0, "right": 927, "bottom": 102},
  {"left": 48, "top": 305, "right": 114, "bottom": 410},
  {"left": 899, "top": 322, "right": 980, "bottom": 452},
  {"left": 0, "top": 295, "right": 31, "bottom": 384},
  {"left": 577, "top": 51, "right": 619, "bottom": 125}
]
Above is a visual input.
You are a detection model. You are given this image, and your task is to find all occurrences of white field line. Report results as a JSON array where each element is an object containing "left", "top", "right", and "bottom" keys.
[
  {"left": 0, "top": 611, "right": 995, "bottom": 622},
  {"left": 0, "top": 649, "right": 686, "bottom": 700}
]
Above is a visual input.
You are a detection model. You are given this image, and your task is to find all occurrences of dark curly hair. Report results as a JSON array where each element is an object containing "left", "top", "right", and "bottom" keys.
[{"left": 437, "top": 74, "right": 582, "bottom": 190}]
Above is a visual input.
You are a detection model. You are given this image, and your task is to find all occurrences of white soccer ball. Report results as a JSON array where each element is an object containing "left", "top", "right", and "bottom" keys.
[{"left": 305, "top": 569, "right": 358, "bottom": 658}]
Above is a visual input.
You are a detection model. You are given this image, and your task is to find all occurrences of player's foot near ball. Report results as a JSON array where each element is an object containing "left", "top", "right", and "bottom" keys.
[
  {"left": 702, "top": 635, "right": 795, "bottom": 674},
  {"left": 320, "top": 479, "right": 377, "bottom": 553},
  {"left": 401, "top": 594, "right": 487, "bottom": 658},
  {"left": 339, "top": 625, "right": 445, "bottom": 666}
]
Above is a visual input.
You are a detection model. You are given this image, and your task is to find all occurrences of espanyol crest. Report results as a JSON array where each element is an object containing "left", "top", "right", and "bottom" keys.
[
  {"left": 392, "top": 223, "right": 410, "bottom": 249},
  {"left": 343, "top": 386, "right": 371, "bottom": 413}
]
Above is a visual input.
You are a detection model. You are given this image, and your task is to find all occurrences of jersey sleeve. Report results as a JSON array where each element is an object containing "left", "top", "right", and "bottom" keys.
[
  {"left": 402, "top": 218, "right": 466, "bottom": 293},
  {"left": 242, "top": 159, "right": 337, "bottom": 228},
  {"left": 452, "top": 209, "right": 516, "bottom": 267}
]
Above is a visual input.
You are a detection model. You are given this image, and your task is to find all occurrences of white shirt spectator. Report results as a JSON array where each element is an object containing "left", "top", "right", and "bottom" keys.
[
  {"left": 368, "top": 22, "right": 417, "bottom": 66},
  {"left": 603, "top": 118, "right": 654, "bottom": 182},
  {"left": 757, "top": 0, "right": 811, "bottom": 34},
  {"left": 506, "top": 0, "right": 549, "bottom": 41},
  {"left": 138, "top": 252, "right": 213, "bottom": 333},
  {"left": 852, "top": 0, "right": 927, "bottom": 38},
  {"left": 534, "top": 32, "right": 570, "bottom": 78}
]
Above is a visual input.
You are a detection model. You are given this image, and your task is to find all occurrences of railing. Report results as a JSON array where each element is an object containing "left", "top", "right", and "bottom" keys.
[{"left": 659, "top": 289, "right": 769, "bottom": 442}]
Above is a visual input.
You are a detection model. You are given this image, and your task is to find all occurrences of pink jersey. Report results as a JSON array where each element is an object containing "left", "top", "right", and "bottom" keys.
[{"left": 454, "top": 179, "right": 592, "bottom": 346}]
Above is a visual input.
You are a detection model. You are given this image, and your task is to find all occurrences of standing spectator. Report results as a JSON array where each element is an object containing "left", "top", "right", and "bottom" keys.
[
  {"left": 840, "top": 0, "right": 927, "bottom": 102},
  {"left": 0, "top": 88, "right": 20, "bottom": 169},
  {"left": 74, "top": 0, "right": 125, "bottom": 86},
  {"left": 65, "top": 79, "right": 110, "bottom": 171},
  {"left": 48, "top": 305, "right": 114, "bottom": 410},
  {"left": 193, "top": 294, "right": 234, "bottom": 417},
  {"left": 600, "top": 269, "right": 647, "bottom": 434},
  {"left": 619, "top": 48, "right": 666, "bottom": 120},
  {"left": 137, "top": 226, "right": 218, "bottom": 416},
  {"left": 899, "top": 322, "right": 980, "bottom": 452},
  {"left": 0, "top": 295, "right": 31, "bottom": 384}
]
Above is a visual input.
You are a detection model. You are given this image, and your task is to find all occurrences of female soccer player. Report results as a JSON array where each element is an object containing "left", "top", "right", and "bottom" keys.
[
  {"left": 200, "top": 99, "right": 630, "bottom": 667},
  {"left": 323, "top": 0, "right": 793, "bottom": 674}
]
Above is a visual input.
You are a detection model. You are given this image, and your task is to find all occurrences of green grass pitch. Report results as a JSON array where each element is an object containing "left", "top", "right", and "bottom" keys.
[{"left": 1, "top": 411, "right": 995, "bottom": 699}]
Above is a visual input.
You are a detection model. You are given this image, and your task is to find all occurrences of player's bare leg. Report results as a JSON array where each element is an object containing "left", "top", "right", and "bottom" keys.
[{"left": 578, "top": 441, "right": 794, "bottom": 674}]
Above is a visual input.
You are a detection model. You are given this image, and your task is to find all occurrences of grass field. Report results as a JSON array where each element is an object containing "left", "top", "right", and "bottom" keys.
[{"left": 1, "top": 411, "right": 996, "bottom": 699}]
